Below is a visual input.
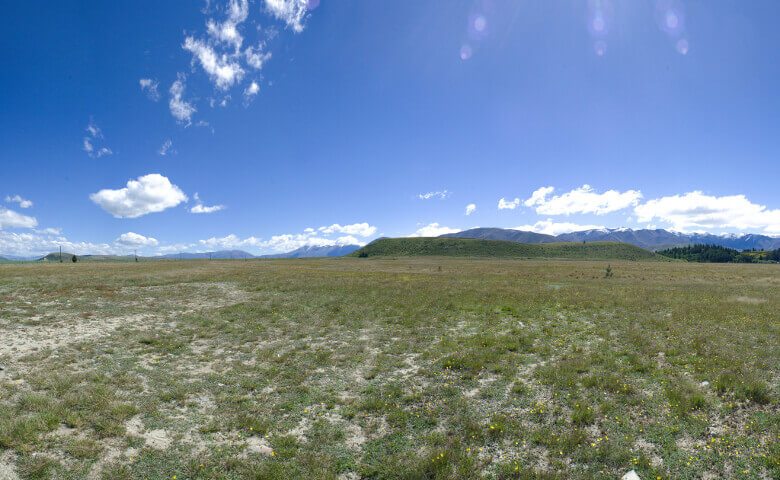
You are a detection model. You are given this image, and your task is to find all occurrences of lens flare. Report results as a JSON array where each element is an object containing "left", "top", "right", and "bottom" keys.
[
  {"left": 474, "top": 16, "right": 487, "bottom": 32},
  {"left": 594, "top": 40, "right": 607, "bottom": 56},
  {"left": 460, "top": 45, "right": 473, "bottom": 60},
  {"left": 655, "top": 1, "right": 685, "bottom": 37},
  {"left": 676, "top": 38, "right": 689, "bottom": 55}
]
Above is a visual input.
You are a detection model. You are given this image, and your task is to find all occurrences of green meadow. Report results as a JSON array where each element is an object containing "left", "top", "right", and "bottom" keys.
[{"left": 0, "top": 258, "right": 777, "bottom": 479}]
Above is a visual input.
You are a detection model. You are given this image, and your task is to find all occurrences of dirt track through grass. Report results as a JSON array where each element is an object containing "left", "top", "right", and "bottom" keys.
[{"left": 0, "top": 259, "right": 777, "bottom": 479}]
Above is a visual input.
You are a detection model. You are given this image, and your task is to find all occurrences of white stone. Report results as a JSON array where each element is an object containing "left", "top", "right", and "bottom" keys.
[{"left": 621, "top": 471, "right": 641, "bottom": 480}]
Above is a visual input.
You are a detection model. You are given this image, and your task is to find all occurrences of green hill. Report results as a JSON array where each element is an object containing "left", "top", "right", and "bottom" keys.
[{"left": 348, "top": 237, "right": 667, "bottom": 261}]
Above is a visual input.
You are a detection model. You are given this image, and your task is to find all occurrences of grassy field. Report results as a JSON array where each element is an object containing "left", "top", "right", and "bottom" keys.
[
  {"left": 348, "top": 238, "right": 668, "bottom": 262},
  {"left": 0, "top": 258, "right": 777, "bottom": 479}
]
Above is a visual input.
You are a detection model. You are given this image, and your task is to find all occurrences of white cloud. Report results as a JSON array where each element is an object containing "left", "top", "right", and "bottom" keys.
[
  {"left": 418, "top": 190, "right": 449, "bottom": 200},
  {"left": 0, "top": 231, "right": 114, "bottom": 256},
  {"left": 197, "top": 223, "right": 372, "bottom": 254},
  {"left": 206, "top": 0, "right": 249, "bottom": 50},
  {"left": 318, "top": 223, "right": 376, "bottom": 237},
  {"left": 0, "top": 208, "right": 38, "bottom": 230},
  {"left": 498, "top": 197, "right": 520, "bottom": 210},
  {"left": 524, "top": 184, "right": 642, "bottom": 215},
  {"left": 169, "top": 74, "right": 197, "bottom": 125},
  {"left": 408, "top": 223, "right": 460, "bottom": 237},
  {"left": 244, "top": 81, "right": 260, "bottom": 99},
  {"left": 183, "top": 36, "right": 245, "bottom": 90},
  {"left": 245, "top": 43, "right": 271, "bottom": 69},
  {"left": 89, "top": 173, "right": 188, "bottom": 218},
  {"left": 158, "top": 139, "right": 174, "bottom": 156},
  {"left": 523, "top": 186, "right": 554, "bottom": 208},
  {"left": 5, "top": 195, "right": 33, "bottom": 208},
  {"left": 115, "top": 232, "right": 159, "bottom": 248},
  {"left": 191, "top": 204, "right": 225, "bottom": 214},
  {"left": 465, "top": 203, "right": 476, "bottom": 215},
  {"left": 139, "top": 78, "right": 160, "bottom": 101},
  {"left": 634, "top": 191, "right": 780, "bottom": 234},
  {"left": 83, "top": 119, "right": 113, "bottom": 158},
  {"left": 513, "top": 219, "right": 605, "bottom": 236},
  {"left": 264, "top": 0, "right": 309, "bottom": 33}
]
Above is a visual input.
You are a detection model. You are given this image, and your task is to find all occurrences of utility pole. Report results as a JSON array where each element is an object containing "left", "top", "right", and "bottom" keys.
[{"left": 59, "top": 246, "right": 62, "bottom": 263}]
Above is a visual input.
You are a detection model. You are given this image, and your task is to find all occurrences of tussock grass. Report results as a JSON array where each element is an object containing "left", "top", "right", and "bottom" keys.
[{"left": 0, "top": 258, "right": 776, "bottom": 479}]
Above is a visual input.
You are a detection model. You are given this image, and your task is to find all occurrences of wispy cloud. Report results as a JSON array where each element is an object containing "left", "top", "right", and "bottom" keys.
[
  {"left": 139, "top": 78, "right": 160, "bottom": 101},
  {"left": 418, "top": 190, "right": 449, "bottom": 200},
  {"left": 169, "top": 74, "right": 197, "bottom": 125},
  {"left": 158, "top": 139, "right": 175, "bottom": 156},
  {"left": 82, "top": 119, "right": 113, "bottom": 158},
  {"left": 264, "top": 0, "right": 310, "bottom": 33},
  {"left": 465, "top": 203, "right": 476, "bottom": 215}
]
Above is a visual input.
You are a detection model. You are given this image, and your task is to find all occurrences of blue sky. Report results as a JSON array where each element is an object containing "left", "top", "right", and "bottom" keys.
[{"left": 1, "top": 0, "right": 778, "bottom": 255}]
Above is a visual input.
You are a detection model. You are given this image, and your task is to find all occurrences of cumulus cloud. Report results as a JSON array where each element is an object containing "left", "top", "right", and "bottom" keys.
[
  {"left": 524, "top": 185, "right": 642, "bottom": 215},
  {"left": 89, "top": 174, "right": 188, "bottom": 218},
  {"left": 183, "top": 36, "right": 245, "bottom": 90},
  {"left": 139, "top": 78, "right": 160, "bottom": 101},
  {"left": 5, "top": 195, "right": 33, "bottom": 209},
  {"left": 0, "top": 231, "right": 114, "bottom": 256},
  {"left": 169, "top": 75, "right": 197, "bottom": 125},
  {"left": 0, "top": 208, "right": 38, "bottom": 230},
  {"left": 318, "top": 223, "right": 376, "bottom": 237},
  {"left": 498, "top": 197, "right": 520, "bottom": 210},
  {"left": 634, "top": 191, "right": 780, "bottom": 234},
  {"left": 264, "top": 0, "right": 309, "bottom": 33},
  {"left": 418, "top": 190, "right": 449, "bottom": 200},
  {"left": 82, "top": 119, "right": 113, "bottom": 158},
  {"left": 409, "top": 223, "right": 460, "bottom": 237},
  {"left": 513, "top": 219, "right": 605, "bottom": 236},
  {"left": 465, "top": 203, "right": 476, "bottom": 215},
  {"left": 115, "top": 232, "right": 159, "bottom": 248}
]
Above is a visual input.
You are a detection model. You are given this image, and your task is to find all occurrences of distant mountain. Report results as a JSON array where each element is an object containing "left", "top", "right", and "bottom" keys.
[
  {"left": 2, "top": 255, "right": 42, "bottom": 261},
  {"left": 556, "top": 228, "right": 780, "bottom": 251},
  {"left": 260, "top": 244, "right": 361, "bottom": 258},
  {"left": 441, "top": 227, "right": 557, "bottom": 243},
  {"left": 439, "top": 227, "right": 780, "bottom": 251},
  {"left": 155, "top": 250, "right": 255, "bottom": 259}
]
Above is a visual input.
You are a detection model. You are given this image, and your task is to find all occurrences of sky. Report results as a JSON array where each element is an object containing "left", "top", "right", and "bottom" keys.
[{"left": 1, "top": 0, "right": 779, "bottom": 256}]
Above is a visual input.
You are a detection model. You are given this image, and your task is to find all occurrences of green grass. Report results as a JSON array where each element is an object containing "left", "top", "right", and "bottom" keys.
[
  {"left": 348, "top": 237, "right": 668, "bottom": 261},
  {"left": 0, "top": 258, "right": 776, "bottom": 479}
]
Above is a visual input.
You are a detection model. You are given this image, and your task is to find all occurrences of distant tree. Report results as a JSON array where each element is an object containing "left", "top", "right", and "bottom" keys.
[
  {"left": 605, "top": 265, "right": 613, "bottom": 278},
  {"left": 71, "top": 254, "right": 78, "bottom": 263}
]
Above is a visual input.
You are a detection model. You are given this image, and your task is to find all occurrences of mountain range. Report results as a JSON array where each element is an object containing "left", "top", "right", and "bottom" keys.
[{"left": 442, "top": 228, "right": 780, "bottom": 251}]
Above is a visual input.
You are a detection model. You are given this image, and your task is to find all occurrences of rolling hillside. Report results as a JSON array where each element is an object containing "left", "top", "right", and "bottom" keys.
[
  {"left": 440, "top": 227, "right": 557, "bottom": 243},
  {"left": 348, "top": 237, "right": 665, "bottom": 261}
]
